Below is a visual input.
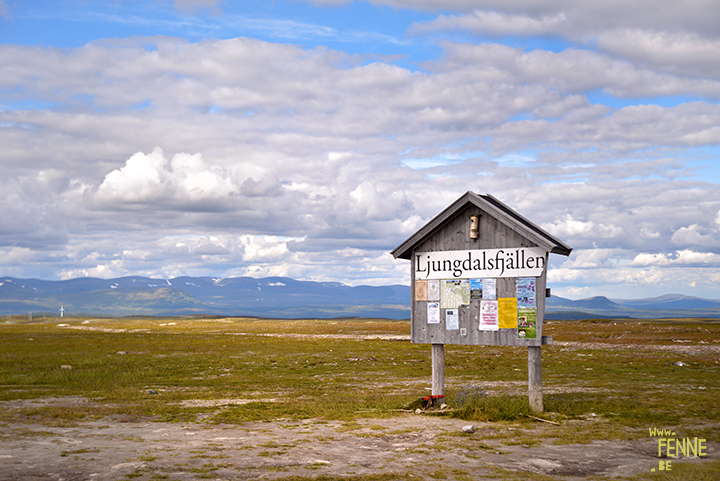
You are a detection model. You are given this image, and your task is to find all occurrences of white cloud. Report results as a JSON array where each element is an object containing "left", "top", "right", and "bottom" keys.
[
  {"left": 596, "top": 30, "right": 720, "bottom": 78},
  {"left": 96, "top": 147, "right": 238, "bottom": 208},
  {"left": 378, "top": 0, "right": 720, "bottom": 40},
  {"left": 541, "top": 214, "right": 622, "bottom": 239},
  {"left": 96, "top": 148, "right": 170, "bottom": 203},
  {"left": 59, "top": 260, "right": 126, "bottom": 280},
  {"left": 0, "top": 247, "right": 33, "bottom": 264},
  {"left": 671, "top": 223, "right": 720, "bottom": 247},
  {"left": 240, "top": 235, "right": 291, "bottom": 262},
  {"left": 561, "top": 249, "right": 621, "bottom": 268},
  {"left": 348, "top": 181, "right": 413, "bottom": 221},
  {"left": 411, "top": 10, "right": 568, "bottom": 37},
  {"left": 629, "top": 253, "right": 672, "bottom": 266},
  {"left": 2, "top": 2, "right": 720, "bottom": 300}
]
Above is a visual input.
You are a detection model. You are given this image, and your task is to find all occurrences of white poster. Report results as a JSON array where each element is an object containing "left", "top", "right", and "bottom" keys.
[
  {"left": 446, "top": 309, "right": 459, "bottom": 330},
  {"left": 483, "top": 278, "right": 497, "bottom": 300},
  {"left": 427, "top": 302, "right": 440, "bottom": 324},
  {"left": 479, "top": 300, "right": 499, "bottom": 331},
  {"left": 427, "top": 280, "right": 441, "bottom": 301}
]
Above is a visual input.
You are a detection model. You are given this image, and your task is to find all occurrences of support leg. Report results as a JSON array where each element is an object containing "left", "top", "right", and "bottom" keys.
[
  {"left": 528, "top": 345, "right": 543, "bottom": 412},
  {"left": 431, "top": 344, "right": 445, "bottom": 408}
]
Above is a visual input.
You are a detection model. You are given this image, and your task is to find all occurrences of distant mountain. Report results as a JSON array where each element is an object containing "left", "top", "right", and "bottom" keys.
[
  {"left": 611, "top": 294, "right": 720, "bottom": 310},
  {"left": 0, "top": 276, "right": 411, "bottom": 319},
  {"left": 546, "top": 294, "right": 720, "bottom": 320},
  {"left": 2, "top": 276, "right": 719, "bottom": 320}
]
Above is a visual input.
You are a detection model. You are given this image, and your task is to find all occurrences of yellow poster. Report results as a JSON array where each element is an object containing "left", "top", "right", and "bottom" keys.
[{"left": 498, "top": 297, "right": 517, "bottom": 329}]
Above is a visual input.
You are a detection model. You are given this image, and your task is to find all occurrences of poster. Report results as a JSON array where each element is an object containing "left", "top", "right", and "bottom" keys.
[
  {"left": 470, "top": 279, "right": 483, "bottom": 299},
  {"left": 483, "top": 278, "right": 497, "bottom": 300},
  {"left": 415, "top": 280, "right": 428, "bottom": 301},
  {"left": 517, "top": 308, "right": 537, "bottom": 339},
  {"left": 427, "top": 280, "right": 441, "bottom": 301},
  {"left": 517, "top": 278, "right": 536, "bottom": 309},
  {"left": 427, "top": 302, "right": 440, "bottom": 324},
  {"left": 479, "top": 300, "right": 499, "bottom": 330},
  {"left": 441, "top": 279, "right": 470, "bottom": 309},
  {"left": 498, "top": 297, "right": 517, "bottom": 329},
  {"left": 445, "top": 309, "right": 459, "bottom": 330}
]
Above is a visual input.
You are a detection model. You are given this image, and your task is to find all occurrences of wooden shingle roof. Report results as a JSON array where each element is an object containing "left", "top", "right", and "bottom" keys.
[{"left": 391, "top": 191, "right": 573, "bottom": 260}]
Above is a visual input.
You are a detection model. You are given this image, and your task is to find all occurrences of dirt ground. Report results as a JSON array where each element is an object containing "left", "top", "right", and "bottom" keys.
[
  {"left": 2, "top": 396, "right": 712, "bottom": 481},
  {"left": 1, "top": 333, "right": 717, "bottom": 480}
]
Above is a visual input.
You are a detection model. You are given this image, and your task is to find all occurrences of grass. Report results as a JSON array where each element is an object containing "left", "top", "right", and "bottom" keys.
[{"left": 1, "top": 316, "right": 719, "bottom": 444}]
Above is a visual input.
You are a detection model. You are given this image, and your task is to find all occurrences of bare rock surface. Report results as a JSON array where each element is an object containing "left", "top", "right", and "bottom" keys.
[{"left": 1, "top": 397, "right": 706, "bottom": 480}]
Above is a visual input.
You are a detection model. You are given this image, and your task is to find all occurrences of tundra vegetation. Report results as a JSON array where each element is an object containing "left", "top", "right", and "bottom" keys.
[{"left": 0, "top": 316, "right": 718, "bottom": 479}]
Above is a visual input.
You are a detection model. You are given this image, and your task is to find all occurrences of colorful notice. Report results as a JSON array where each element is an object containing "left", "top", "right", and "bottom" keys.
[
  {"left": 446, "top": 309, "right": 459, "bottom": 330},
  {"left": 470, "top": 279, "right": 483, "bottom": 299},
  {"left": 479, "top": 300, "right": 499, "bottom": 330},
  {"left": 415, "top": 280, "right": 428, "bottom": 301},
  {"left": 441, "top": 279, "right": 470, "bottom": 309},
  {"left": 427, "top": 302, "right": 440, "bottom": 324},
  {"left": 427, "top": 280, "right": 441, "bottom": 301},
  {"left": 517, "top": 308, "right": 537, "bottom": 339},
  {"left": 517, "top": 278, "right": 536, "bottom": 309},
  {"left": 498, "top": 297, "right": 517, "bottom": 329},
  {"left": 483, "top": 278, "right": 497, "bottom": 300}
]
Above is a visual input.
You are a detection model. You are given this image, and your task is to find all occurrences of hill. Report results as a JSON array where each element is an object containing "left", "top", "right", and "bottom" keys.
[
  {"left": 546, "top": 294, "right": 720, "bottom": 320},
  {"left": 2, "top": 276, "right": 719, "bottom": 319},
  {"left": 0, "top": 276, "right": 411, "bottom": 319}
]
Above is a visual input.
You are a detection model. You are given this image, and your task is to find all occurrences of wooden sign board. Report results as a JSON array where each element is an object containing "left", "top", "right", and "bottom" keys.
[
  {"left": 392, "top": 192, "right": 571, "bottom": 348},
  {"left": 410, "top": 251, "right": 548, "bottom": 347},
  {"left": 392, "top": 192, "right": 572, "bottom": 409}
]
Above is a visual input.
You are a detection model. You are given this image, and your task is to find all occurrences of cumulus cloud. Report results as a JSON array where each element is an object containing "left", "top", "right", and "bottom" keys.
[
  {"left": 96, "top": 148, "right": 171, "bottom": 203},
  {"left": 349, "top": 182, "right": 413, "bottom": 221},
  {"left": 58, "top": 259, "right": 127, "bottom": 280},
  {"left": 2, "top": 1, "right": 720, "bottom": 299},
  {"left": 631, "top": 249, "right": 720, "bottom": 266},
  {"left": 96, "top": 147, "right": 238, "bottom": 209},
  {"left": 671, "top": 223, "right": 720, "bottom": 247},
  {"left": 239, "top": 235, "right": 291, "bottom": 262},
  {"left": 404, "top": 1, "right": 720, "bottom": 81},
  {"left": 560, "top": 249, "right": 621, "bottom": 269},
  {"left": 411, "top": 10, "right": 568, "bottom": 37},
  {"left": 596, "top": 30, "right": 720, "bottom": 78},
  {"left": 541, "top": 214, "right": 623, "bottom": 239}
]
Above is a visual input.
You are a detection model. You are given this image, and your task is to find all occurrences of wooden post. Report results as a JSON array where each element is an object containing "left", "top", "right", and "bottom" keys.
[
  {"left": 431, "top": 343, "right": 445, "bottom": 407},
  {"left": 528, "top": 345, "right": 543, "bottom": 412}
]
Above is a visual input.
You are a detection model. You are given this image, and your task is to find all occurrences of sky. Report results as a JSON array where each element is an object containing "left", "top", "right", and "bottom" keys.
[{"left": 1, "top": 0, "right": 719, "bottom": 300}]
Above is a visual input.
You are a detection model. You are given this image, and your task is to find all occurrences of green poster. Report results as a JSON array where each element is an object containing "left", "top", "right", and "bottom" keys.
[{"left": 517, "top": 308, "right": 537, "bottom": 339}]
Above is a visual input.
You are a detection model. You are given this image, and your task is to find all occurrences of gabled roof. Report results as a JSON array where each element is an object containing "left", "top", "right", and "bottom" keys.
[{"left": 391, "top": 191, "right": 573, "bottom": 260}]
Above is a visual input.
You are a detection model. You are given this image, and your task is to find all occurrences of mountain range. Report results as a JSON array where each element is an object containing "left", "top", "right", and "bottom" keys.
[
  {"left": 0, "top": 276, "right": 409, "bottom": 319},
  {"left": 1, "top": 276, "right": 719, "bottom": 320}
]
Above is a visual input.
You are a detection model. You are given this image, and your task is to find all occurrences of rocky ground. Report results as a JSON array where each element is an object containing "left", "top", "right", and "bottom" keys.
[{"left": 2, "top": 396, "right": 710, "bottom": 481}]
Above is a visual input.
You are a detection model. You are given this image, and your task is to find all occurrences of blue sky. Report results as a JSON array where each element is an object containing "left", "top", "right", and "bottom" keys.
[{"left": 1, "top": 0, "right": 720, "bottom": 300}]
